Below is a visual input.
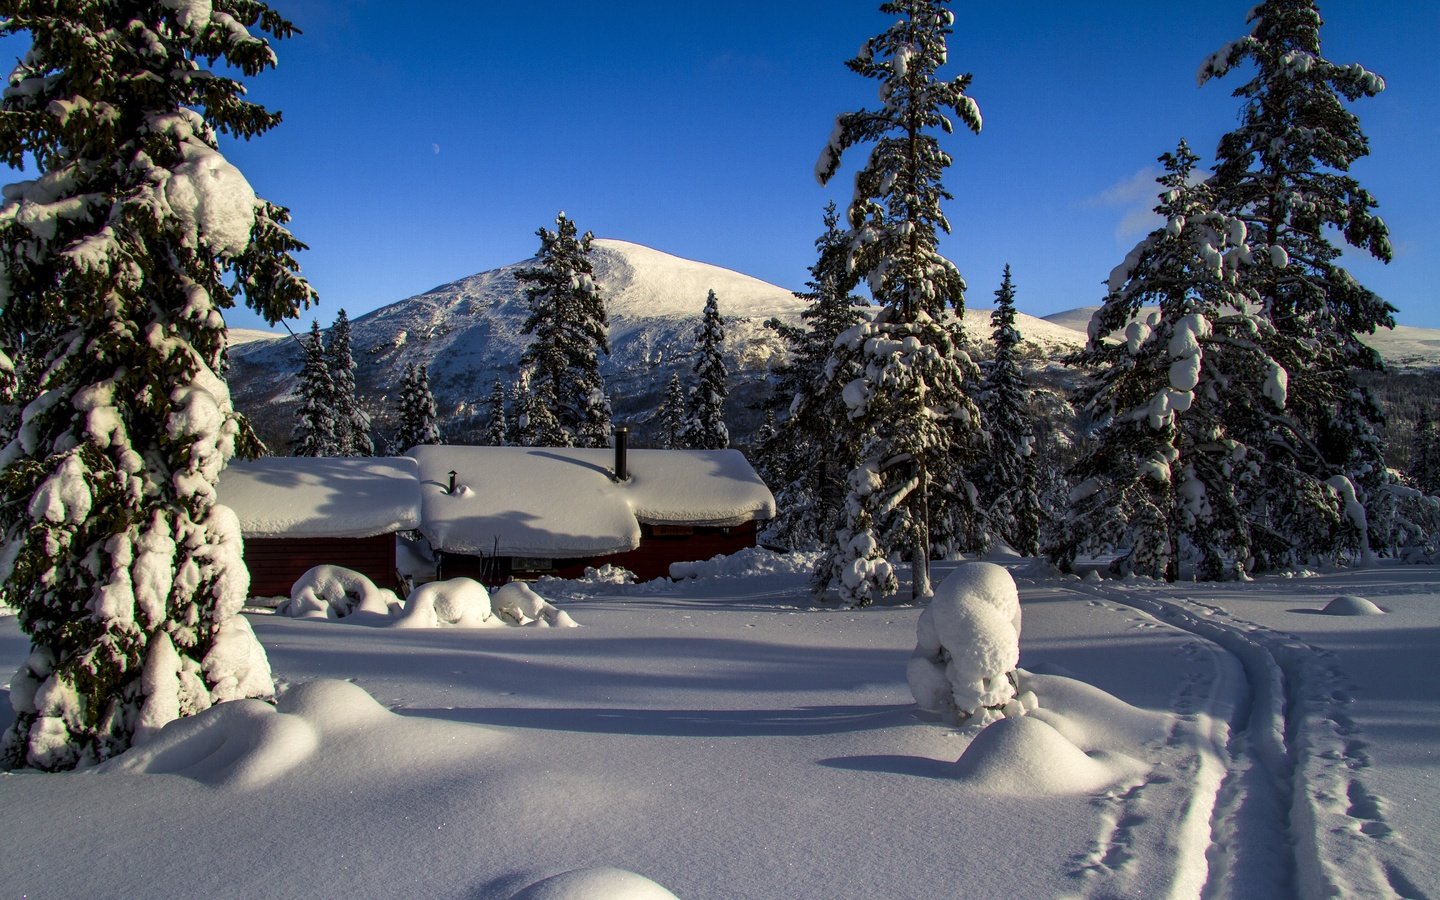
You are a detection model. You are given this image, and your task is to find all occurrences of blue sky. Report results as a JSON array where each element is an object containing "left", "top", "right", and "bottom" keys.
[{"left": 6, "top": 1, "right": 1439, "bottom": 329}]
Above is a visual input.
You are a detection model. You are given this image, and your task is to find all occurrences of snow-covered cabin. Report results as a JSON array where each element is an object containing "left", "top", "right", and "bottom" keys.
[
  {"left": 409, "top": 443, "right": 776, "bottom": 582},
  {"left": 217, "top": 456, "right": 422, "bottom": 596}
]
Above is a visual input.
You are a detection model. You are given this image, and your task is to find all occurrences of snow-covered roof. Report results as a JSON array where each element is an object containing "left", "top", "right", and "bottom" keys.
[
  {"left": 218, "top": 456, "right": 422, "bottom": 539},
  {"left": 408, "top": 445, "right": 776, "bottom": 557}
]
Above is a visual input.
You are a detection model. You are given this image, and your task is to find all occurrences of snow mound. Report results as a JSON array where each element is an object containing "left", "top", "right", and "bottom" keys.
[
  {"left": 275, "top": 679, "right": 394, "bottom": 735},
  {"left": 100, "top": 679, "right": 500, "bottom": 790},
  {"left": 391, "top": 578, "right": 579, "bottom": 628},
  {"left": 492, "top": 581, "right": 579, "bottom": 628},
  {"left": 952, "top": 715, "right": 1138, "bottom": 796},
  {"left": 284, "top": 569, "right": 579, "bottom": 628},
  {"left": 99, "top": 681, "right": 391, "bottom": 789},
  {"left": 1321, "top": 595, "right": 1386, "bottom": 616},
  {"left": 510, "top": 866, "right": 679, "bottom": 900},
  {"left": 669, "top": 546, "right": 822, "bottom": 580},
  {"left": 279, "top": 565, "right": 401, "bottom": 619},
  {"left": 1024, "top": 673, "right": 1170, "bottom": 756},
  {"left": 393, "top": 577, "right": 499, "bottom": 629},
  {"left": 909, "top": 563, "right": 1025, "bottom": 726},
  {"left": 99, "top": 697, "right": 317, "bottom": 790}
]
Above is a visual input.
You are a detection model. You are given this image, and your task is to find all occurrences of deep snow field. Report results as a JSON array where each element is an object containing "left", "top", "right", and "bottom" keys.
[{"left": 1, "top": 552, "right": 1435, "bottom": 899}]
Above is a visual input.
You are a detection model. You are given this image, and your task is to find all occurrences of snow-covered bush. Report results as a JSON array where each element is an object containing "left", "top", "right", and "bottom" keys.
[
  {"left": 283, "top": 570, "right": 580, "bottom": 629},
  {"left": 391, "top": 578, "right": 577, "bottom": 628},
  {"left": 492, "top": 582, "right": 578, "bottom": 628},
  {"left": 280, "top": 566, "right": 401, "bottom": 619},
  {"left": 584, "top": 564, "right": 637, "bottom": 585},
  {"left": 392, "top": 578, "right": 496, "bottom": 629},
  {"left": 907, "top": 563, "right": 1034, "bottom": 726}
]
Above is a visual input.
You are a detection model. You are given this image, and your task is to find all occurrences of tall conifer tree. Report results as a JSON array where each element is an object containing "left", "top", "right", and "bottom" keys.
[
  {"left": 760, "top": 203, "right": 867, "bottom": 550},
  {"left": 484, "top": 380, "right": 509, "bottom": 447},
  {"left": 683, "top": 290, "right": 729, "bottom": 450},
  {"left": 658, "top": 372, "right": 687, "bottom": 450},
  {"left": 1201, "top": 0, "right": 1392, "bottom": 565},
  {"left": 393, "top": 363, "right": 441, "bottom": 451},
  {"left": 0, "top": 0, "right": 314, "bottom": 768},
  {"left": 519, "top": 374, "right": 567, "bottom": 448},
  {"left": 978, "top": 266, "right": 1041, "bottom": 556},
  {"left": 515, "top": 212, "right": 611, "bottom": 448},
  {"left": 1059, "top": 144, "right": 1294, "bottom": 581},
  {"left": 812, "top": 0, "right": 984, "bottom": 604},
  {"left": 291, "top": 320, "right": 337, "bottom": 456},
  {"left": 327, "top": 309, "right": 371, "bottom": 456}
]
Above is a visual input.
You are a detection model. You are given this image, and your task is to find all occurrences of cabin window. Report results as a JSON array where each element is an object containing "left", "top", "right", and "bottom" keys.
[
  {"left": 511, "top": 556, "right": 555, "bottom": 572},
  {"left": 650, "top": 525, "right": 695, "bottom": 538}
]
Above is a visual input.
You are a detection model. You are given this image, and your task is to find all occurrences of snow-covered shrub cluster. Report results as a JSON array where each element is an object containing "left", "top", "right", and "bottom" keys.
[
  {"left": 279, "top": 567, "right": 577, "bottom": 629},
  {"left": 490, "top": 581, "right": 579, "bottom": 628},
  {"left": 281, "top": 565, "right": 402, "bottom": 618},
  {"left": 907, "top": 563, "right": 1036, "bottom": 726}
]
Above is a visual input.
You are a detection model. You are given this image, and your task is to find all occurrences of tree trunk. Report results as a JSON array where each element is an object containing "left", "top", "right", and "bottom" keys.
[{"left": 912, "top": 464, "right": 932, "bottom": 600}]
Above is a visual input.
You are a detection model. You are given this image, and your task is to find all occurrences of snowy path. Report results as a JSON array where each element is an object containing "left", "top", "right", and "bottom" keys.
[{"left": 1074, "top": 575, "right": 1432, "bottom": 899}]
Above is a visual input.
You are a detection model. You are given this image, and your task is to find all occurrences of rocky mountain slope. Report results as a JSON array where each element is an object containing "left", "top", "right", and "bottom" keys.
[
  {"left": 227, "top": 239, "right": 1080, "bottom": 449},
  {"left": 228, "top": 241, "right": 1439, "bottom": 452}
]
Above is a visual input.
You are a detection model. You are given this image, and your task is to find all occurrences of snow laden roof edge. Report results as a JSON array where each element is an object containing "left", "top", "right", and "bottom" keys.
[
  {"left": 409, "top": 445, "right": 776, "bottom": 558},
  {"left": 217, "top": 456, "right": 422, "bottom": 539}
]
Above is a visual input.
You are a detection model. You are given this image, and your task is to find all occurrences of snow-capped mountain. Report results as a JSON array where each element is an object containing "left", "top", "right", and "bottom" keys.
[{"left": 227, "top": 239, "right": 1078, "bottom": 448}]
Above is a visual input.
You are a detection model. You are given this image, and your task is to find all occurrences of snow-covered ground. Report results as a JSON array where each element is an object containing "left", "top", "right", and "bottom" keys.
[{"left": 1, "top": 555, "right": 1435, "bottom": 899}]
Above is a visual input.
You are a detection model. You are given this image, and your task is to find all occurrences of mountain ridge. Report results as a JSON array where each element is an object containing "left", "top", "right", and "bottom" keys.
[{"left": 225, "top": 240, "right": 1440, "bottom": 450}]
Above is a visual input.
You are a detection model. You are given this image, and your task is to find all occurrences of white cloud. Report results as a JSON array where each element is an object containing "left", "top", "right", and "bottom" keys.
[
  {"left": 1083, "top": 166, "right": 1165, "bottom": 244},
  {"left": 1092, "top": 167, "right": 1163, "bottom": 209}
]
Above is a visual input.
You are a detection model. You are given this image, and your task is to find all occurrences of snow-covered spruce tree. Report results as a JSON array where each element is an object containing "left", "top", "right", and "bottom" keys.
[
  {"left": 658, "top": 371, "right": 687, "bottom": 449},
  {"left": 811, "top": 0, "right": 985, "bottom": 605},
  {"left": 515, "top": 211, "right": 611, "bottom": 448},
  {"left": 759, "top": 203, "right": 868, "bottom": 550},
  {"left": 682, "top": 290, "right": 728, "bottom": 450},
  {"left": 1410, "top": 411, "right": 1440, "bottom": 496},
  {"left": 484, "top": 379, "right": 509, "bottom": 447},
  {"left": 392, "top": 363, "right": 441, "bottom": 451},
  {"left": 977, "top": 266, "right": 1041, "bottom": 557},
  {"left": 1200, "top": 0, "right": 1392, "bottom": 566},
  {"left": 326, "top": 309, "right": 371, "bottom": 457},
  {"left": 504, "top": 376, "right": 525, "bottom": 446},
  {"left": 751, "top": 408, "right": 777, "bottom": 476},
  {"left": 518, "top": 371, "right": 561, "bottom": 446},
  {"left": 1058, "top": 143, "right": 1295, "bottom": 581},
  {"left": 0, "top": 1, "right": 314, "bottom": 769},
  {"left": 291, "top": 320, "right": 337, "bottom": 456}
]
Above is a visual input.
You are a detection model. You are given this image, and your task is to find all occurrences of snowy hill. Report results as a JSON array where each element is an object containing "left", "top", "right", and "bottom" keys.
[
  {"left": 1042, "top": 306, "right": 1440, "bottom": 370},
  {"left": 227, "top": 239, "right": 1077, "bottom": 449},
  {"left": 227, "top": 327, "right": 286, "bottom": 347}
]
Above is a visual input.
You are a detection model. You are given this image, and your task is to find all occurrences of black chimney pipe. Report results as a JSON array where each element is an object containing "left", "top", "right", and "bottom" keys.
[{"left": 612, "top": 426, "right": 629, "bottom": 482}]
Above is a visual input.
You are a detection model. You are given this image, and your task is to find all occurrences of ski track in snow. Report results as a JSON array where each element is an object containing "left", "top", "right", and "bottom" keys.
[
  {"left": 1069, "top": 579, "right": 1427, "bottom": 900},
  {"left": 1060, "top": 594, "right": 1237, "bottom": 899}
]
